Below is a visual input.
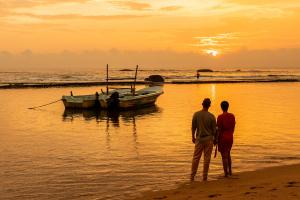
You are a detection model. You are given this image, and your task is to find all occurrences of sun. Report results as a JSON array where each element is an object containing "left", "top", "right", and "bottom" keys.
[{"left": 206, "top": 50, "right": 219, "bottom": 56}]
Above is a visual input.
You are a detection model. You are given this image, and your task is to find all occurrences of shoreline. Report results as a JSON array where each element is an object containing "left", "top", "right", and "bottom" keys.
[
  {"left": 135, "top": 164, "right": 300, "bottom": 200},
  {"left": 0, "top": 79, "right": 299, "bottom": 89}
]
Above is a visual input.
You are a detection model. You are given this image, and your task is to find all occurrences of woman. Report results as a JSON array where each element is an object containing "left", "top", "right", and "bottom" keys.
[{"left": 217, "top": 101, "right": 235, "bottom": 177}]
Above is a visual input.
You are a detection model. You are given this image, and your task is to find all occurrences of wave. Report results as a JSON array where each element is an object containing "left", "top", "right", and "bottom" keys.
[{"left": 0, "top": 69, "right": 299, "bottom": 88}]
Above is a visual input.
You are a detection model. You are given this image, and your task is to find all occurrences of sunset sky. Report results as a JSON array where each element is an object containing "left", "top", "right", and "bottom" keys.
[{"left": 0, "top": 0, "right": 300, "bottom": 70}]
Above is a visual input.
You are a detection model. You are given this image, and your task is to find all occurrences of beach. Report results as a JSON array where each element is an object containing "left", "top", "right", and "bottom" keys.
[{"left": 137, "top": 164, "right": 300, "bottom": 200}]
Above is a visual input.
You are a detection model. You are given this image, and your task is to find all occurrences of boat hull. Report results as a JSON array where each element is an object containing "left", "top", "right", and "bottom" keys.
[
  {"left": 99, "top": 87, "right": 163, "bottom": 109},
  {"left": 99, "top": 94, "right": 161, "bottom": 109},
  {"left": 119, "top": 93, "right": 160, "bottom": 109},
  {"left": 62, "top": 87, "right": 163, "bottom": 110},
  {"left": 62, "top": 89, "right": 131, "bottom": 109}
]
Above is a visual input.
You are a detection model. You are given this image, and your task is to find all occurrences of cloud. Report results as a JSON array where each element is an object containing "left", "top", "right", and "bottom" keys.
[
  {"left": 108, "top": 1, "right": 151, "bottom": 11},
  {"left": 219, "top": 48, "right": 300, "bottom": 68},
  {"left": 223, "top": 0, "right": 300, "bottom": 5},
  {"left": 0, "top": 0, "right": 90, "bottom": 8},
  {"left": 192, "top": 33, "right": 240, "bottom": 53},
  {"left": 160, "top": 6, "right": 183, "bottom": 11},
  {"left": 1, "top": 48, "right": 300, "bottom": 71},
  {"left": 205, "top": 1, "right": 294, "bottom": 19},
  {"left": 0, "top": 0, "right": 92, "bottom": 19},
  {"left": 5, "top": 13, "right": 149, "bottom": 24}
]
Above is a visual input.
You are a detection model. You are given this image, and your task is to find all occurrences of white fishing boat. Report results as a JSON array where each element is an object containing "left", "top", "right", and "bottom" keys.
[
  {"left": 99, "top": 86, "right": 163, "bottom": 109},
  {"left": 62, "top": 89, "right": 131, "bottom": 109},
  {"left": 62, "top": 65, "right": 164, "bottom": 110}
]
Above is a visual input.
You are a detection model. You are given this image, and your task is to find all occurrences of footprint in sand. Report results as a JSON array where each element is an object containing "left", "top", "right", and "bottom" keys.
[
  {"left": 153, "top": 196, "right": 167, "bottom": 199},
  {"left": 286, "top": 181, "right": 300, "bottom": 188},
  {"left": 286, "top": 185, "right": 297, "bottom": 188},
  {"left": 269, "top": 188, "right": 277, "bottom": 191},
  {"left": 288, "top": 181, "right": 300, "bottom": 185},
  {"left": 208, "top": 194, "right": 222, "bottom": 198},
  {"left": 244, "top": 191, "right": 257, "bottom": 195},
  {"left": 288, "top": 181, "right": 299, "bottom": 185},
  {"left": 249, "top": 186, "right": 264, "bottom": 190}
]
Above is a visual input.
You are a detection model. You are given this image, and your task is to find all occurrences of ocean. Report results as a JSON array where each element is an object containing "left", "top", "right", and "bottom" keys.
[
  {"left": 1, "top": 71, "right": 300, "bottom": 199},
  {"left": 0, "top": 68, "right": 300, "bottom": 86}
]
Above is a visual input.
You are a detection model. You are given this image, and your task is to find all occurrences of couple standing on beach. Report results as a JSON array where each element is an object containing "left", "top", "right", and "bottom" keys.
[{"left": 191, "top": 98, "right": 235, "bottom": 181}]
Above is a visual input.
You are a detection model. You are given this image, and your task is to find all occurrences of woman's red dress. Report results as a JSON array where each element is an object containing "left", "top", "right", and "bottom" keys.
[{"left": 217, "top": 113, "right": 235, "bottom": 153}]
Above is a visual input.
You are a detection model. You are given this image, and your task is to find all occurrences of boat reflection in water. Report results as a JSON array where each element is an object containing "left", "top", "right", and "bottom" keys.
[
  {"left": 62, "top": 105, "right": 162, "bottom": 127},
  {"left": 62, "top": 106, "right": 162, "bottom": 151}
]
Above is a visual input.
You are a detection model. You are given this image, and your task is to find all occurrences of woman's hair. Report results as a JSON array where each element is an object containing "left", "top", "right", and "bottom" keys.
[{"left": 221, "top": 101, "right": 229, "bottom": 111}]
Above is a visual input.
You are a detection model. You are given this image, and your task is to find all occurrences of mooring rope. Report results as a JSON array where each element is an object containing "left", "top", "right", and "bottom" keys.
[{"left": 28, "top": 99, "right": 62, "bottom": 109}]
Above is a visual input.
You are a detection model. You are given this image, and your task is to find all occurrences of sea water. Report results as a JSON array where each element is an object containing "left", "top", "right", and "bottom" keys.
[
  {"left": 0, "top": 69, "right": 300, "bottom": 84},
  {"left": 1, "top": 83, "right": 300, "bottom": 199}
]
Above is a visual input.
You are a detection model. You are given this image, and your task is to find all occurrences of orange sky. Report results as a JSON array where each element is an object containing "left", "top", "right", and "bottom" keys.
[{"left": 0, "top": 0, "right": 300, "bottom": 69}]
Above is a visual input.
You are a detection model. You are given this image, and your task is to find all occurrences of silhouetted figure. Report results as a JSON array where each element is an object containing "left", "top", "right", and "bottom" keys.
[
  {"left": 107, "top": 92, "right": 120, "bottom": 110},
  {"left": 191, "top": 98, "right": 217, "bottom": 181},
  {"left": 217, "top": 101, "right": 236, "bottom": 177},
  {"left": 196, "top": 72, "right": 200, "bottom": 79},
  {"left": 95, "top": 92, "right": 100, "bottom": 108}
]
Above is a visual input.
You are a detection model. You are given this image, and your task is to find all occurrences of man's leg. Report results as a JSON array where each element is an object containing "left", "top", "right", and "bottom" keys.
[
  {"left": 202, "top": 140, "right": 213, "bottom": 181},
  {"left": 191, "top": 142, "right": 204, "bottom": 181}
]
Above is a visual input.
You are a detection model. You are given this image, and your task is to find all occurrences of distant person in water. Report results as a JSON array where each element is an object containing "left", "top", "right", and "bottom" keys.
[
  {"left": 196, "top": 72, "right": 200, "bottom": 79},
  {"left": 191, "top": 98, "right": 217, "bottom": 181},
  {"left": 217, "top": 101, "right": 236, "bottom": 177}
]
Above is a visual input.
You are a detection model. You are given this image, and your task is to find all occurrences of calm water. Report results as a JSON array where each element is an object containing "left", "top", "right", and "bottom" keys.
[
  {"left": 1, "top": 83, "right": 300, "bottom": 199},
  {"left": 0, "top": 69, "right": 300, "bottom": 84}
]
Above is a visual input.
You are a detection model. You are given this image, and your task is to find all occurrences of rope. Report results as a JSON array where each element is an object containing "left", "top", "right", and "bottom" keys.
[{"left": 28, "top": 99, "right": 62, "bottom": 109}]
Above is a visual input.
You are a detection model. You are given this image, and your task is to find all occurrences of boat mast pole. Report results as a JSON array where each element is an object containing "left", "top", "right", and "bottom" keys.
[
  {"left": 106, "top": 64, "right": 109, "bottom": 95},
  {"left": 133, "top": 65, "right": 138, "bottom": 95}
]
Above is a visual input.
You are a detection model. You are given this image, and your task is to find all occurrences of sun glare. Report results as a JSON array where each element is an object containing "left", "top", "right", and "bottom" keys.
[
  {"left": 206, "top": 49, "right": 219, "bottom": 56},
  {"left": 206, "top": 50, "right": 218, "bottom": 56}
]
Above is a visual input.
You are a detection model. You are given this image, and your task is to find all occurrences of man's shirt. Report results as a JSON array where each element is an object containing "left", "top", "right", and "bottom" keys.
[{"left": 192, "top": 110, "right": 217, "bottom": 143}]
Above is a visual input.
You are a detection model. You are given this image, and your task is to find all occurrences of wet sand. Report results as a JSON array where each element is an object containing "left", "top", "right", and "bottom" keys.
[{"left": 137, "top": 164, "right": 300, "bottom": 200}]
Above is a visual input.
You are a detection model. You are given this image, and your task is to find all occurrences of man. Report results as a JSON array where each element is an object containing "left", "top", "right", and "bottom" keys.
[{"left": 191, "top": 98, "right": 217, "bottom": 181}]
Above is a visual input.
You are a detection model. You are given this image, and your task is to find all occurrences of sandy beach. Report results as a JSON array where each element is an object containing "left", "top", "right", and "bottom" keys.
[{"left": 137, "top": 164, "right": 300, "bottom": 200}]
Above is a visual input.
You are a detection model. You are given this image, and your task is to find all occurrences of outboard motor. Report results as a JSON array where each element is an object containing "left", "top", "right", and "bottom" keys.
[{"left": 107, "top": 92, "right": 120, "bottom": 110}]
